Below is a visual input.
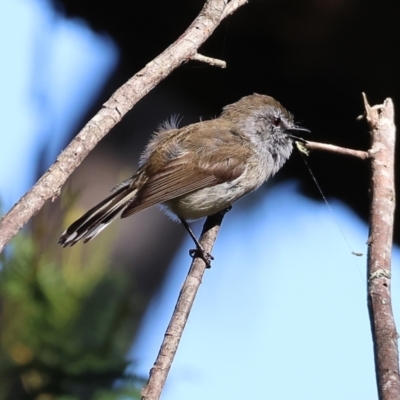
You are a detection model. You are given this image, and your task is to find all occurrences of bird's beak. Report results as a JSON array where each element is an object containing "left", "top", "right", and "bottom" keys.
[{"left": 285, "top": 125, "right": 310, "bottom": 143}]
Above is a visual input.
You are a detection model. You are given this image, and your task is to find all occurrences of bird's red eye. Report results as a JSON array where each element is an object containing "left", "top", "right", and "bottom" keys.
[{"left": 273, "top": 117, "right": 281, "bottom": 126}]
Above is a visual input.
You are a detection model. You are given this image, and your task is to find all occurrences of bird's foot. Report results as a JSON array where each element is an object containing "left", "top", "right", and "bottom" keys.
[{"left": 189, "top": 247, "right": 214, "bottom": 268}]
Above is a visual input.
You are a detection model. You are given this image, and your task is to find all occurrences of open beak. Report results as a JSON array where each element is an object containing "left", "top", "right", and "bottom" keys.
[{"left": 285, "top": 125, "right": 310, "bottom": 143}]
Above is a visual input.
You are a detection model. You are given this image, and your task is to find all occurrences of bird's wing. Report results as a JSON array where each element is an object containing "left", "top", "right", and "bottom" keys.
[{"left": 121, "top": 136, "right": 249, "bottom": 218}]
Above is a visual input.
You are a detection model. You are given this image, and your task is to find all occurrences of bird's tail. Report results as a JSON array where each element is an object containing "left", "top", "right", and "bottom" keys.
[{"left": 59, "top": 179, "right": 137, "bottom": 247}]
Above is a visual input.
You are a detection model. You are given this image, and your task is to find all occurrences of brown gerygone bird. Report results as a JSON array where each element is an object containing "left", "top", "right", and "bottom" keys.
[{"left": 59, "top": 93, "right": 309, "bottom": 263}]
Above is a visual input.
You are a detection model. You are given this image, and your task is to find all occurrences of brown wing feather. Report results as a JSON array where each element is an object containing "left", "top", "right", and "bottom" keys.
[
  {"left": 121, "top": 162, "right": 220, "bottom": 217},
  {"left": 121, "top": 124, "right": 251, "bottom": 218}
]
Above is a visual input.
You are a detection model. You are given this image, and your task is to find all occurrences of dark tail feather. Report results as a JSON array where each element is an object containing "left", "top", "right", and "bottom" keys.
[{"left": 59, "top": 183, "right": 138, "bottom": 247}]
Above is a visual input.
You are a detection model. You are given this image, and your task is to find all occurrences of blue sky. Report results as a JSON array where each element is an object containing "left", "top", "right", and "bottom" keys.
[
  {"left": 1, "top": 1, "right": 398, "bottom": 399},
  {"left": 131, "top": 185, "right": 388, "bottom": 400},
  {"left": 0, "top": 0, "right": 117, "bottom": 209}
]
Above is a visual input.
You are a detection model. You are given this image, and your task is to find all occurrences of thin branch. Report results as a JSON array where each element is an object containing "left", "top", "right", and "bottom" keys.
[
  {"left": 304, "top": 140, "right": 369, "bottom": 159},
  {"left": 191, "top": 52, "right": 226, "bottom": 68},
  {"left": 0, "top": 0, "right": 249, "bottom": 254},
  {"left": 141, "top": 212, "right": 225, "bottom": 400},
  {"left": 364, "top": 94, "right": 399, "bottom": 400}
]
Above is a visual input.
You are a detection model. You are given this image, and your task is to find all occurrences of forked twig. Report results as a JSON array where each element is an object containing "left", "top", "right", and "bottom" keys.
[{"left": 0, "top": 0, "right": 249, "bottom": 254}]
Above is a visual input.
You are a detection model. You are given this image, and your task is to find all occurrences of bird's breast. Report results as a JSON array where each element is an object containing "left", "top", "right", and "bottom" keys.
[{"left": 161, "top": 166, "right": 264, "bottom": 221}]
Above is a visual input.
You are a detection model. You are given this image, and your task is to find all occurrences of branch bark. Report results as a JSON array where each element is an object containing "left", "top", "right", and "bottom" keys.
[
  {"left": 304, "top": 140, "right": 369, "bottom": 159},
  {"left": 363, "top": 94, "right": 399, "bottom": 400},
  {"left": 141, "top": 212, "right": 225, "bottom": 400},
  {"left": 0, "top": 0, "right": 248, "bottom": 254}
]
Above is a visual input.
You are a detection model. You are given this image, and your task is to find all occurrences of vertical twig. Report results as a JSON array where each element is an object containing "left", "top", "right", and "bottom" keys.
[
  {"left": 364, "top": 93, "right": 399, "bottom": 400},
  {"left": 141, "top": 212, "right": 225, "bottom": 400}
]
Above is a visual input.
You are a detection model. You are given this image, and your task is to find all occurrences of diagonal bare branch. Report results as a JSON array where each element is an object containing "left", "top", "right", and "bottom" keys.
[
  {"left": 0, "top": 0, "right": 249, "bottom": 254},
  {"left": 141, "top": 212, "right": 225, "bottom": 400}
]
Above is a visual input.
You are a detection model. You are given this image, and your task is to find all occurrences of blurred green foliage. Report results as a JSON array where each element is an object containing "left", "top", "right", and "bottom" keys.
[{"left": 0, "top": 198, "right": 145, "bottom": 400}]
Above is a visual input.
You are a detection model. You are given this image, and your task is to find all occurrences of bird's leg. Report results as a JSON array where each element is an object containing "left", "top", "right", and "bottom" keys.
[
  {"left": 179, "top": 218, "right": 214, "bottom": 268},
  {"left": 223, "top": 205, "right": 232, "bottom": 214},
  {"left": 179, "top": 207, "right": 232, "bottom": 268}
]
